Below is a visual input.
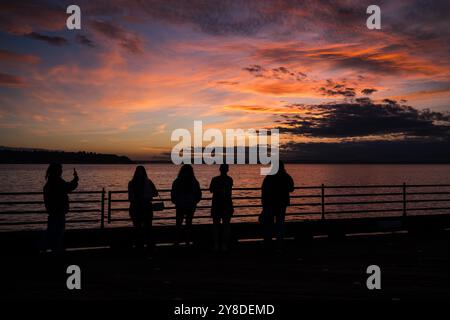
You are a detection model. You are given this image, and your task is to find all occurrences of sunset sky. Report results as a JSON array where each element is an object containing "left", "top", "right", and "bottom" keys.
[{"left": 1, "top": 0, "right": 449, "bottom": 160}]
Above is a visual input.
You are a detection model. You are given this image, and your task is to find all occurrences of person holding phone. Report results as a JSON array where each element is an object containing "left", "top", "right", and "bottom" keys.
[{"left": 43, "top": 163, "right": 79, "bottom": 253}]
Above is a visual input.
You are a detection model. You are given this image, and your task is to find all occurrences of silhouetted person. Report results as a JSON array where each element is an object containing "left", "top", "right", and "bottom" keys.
[
  {"left": 43, "top": 163, "right": 78, "bottom": 253},
  {"left": 171, "top": 164, "right": 202, "bottom": 246},
  {"left": 128, "top": 166, "right": 158, "bottom": 252},
  {"left": 260, "top": 161, "right": 294, "bottom": 249},
  {"left": 209, "top": 164, "right": 234, "bottom": 252}
]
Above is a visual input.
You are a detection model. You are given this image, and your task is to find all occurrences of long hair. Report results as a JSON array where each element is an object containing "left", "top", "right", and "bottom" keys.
[
  {"left": 46, "top": 163, "right": 62, "bottom": 180},
  {"left": 130, "top": 165, "right": 149, "bottom": 190},
  {"left": 177, "top": 164, "right": 196, "bottom": 189}
]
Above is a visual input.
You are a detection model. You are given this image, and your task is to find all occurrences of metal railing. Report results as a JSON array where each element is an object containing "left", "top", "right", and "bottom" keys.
[
  {"left": 108, "top": 183, "right": 450, "bottom": 224},
  {"left": 1, "top": 184, "right": 450, "bottom": 229},
  {"left": 0, "top": 189, "right": 106, "bottom": 228}
]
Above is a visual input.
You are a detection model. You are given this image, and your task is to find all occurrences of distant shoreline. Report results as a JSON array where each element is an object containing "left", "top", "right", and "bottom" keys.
[
  {"left": 0, "top": 149, "right": 133, "bottom": 164},
  {"left": 2, "top": 147, "right": 450, "bottom": 165}
]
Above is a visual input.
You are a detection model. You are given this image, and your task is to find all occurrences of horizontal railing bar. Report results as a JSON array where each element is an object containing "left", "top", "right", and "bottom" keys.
[
  {"left": 0, "top": 211, "right": 48, "bottom": 214},
  {"left": 324, "top": 207, "right": 450, "bottom": 214},
  {"left": 109, "top": 202, "right": 324, "bottom": 212},
  {"left": 109, "top": 196, "right": 323, "bottom": 203},
  {"left": 406, "top": 184, "right": 450, "bottom": 188},
  {"left": 3, "top": 184, "right": 450, "bottom": 196},
  {"left": 0, "top": 191, "right": 103, "bottom": 196},
  {"left": 324, "top": 208, "right": 404, "bottom": 214},
  {"left": 0, "top": 218, "right": 100, "bottom": 226},
  {"left": 325, "top": 200, "right": 404, "bottom": 206},
  {"left": 407, "top": 199, "right": 450, "bottom": 203},
  {"left": 0, "top": 221, "right": 48, "bottom": 226},
  {"left": 407, "top": 192, "right": 450, "bottom": 195},
  {"left": 0, "top": 209, "right": 101, "bottom": 215},
  {"left": 108, "top": 193, "right": 450, "bottom": 203},
  {"left": 0, "top": 201, "right": 44, "bottom": 205},
  {"left": 324, "top": 193, "right": 403, "bottom": 198},
  {"left": 4, "top": 195, "right": 449, "bottom": 207},
  {"left": 406, "top": 207, "right": 450, "bottom": 211},
  {"left": 66, "top": 219, "right": 100, "bottom": 223},
  {"left": 0, "top": 199, "right": 102, "bottom": 205},
  {"left": 0, "top": 192, "right": 43, "bottom": 196},
  {"left": 109, "top": 211, "right": 323, "bottom": 222}
]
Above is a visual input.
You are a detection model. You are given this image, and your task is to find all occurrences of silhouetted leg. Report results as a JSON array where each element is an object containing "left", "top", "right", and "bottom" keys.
[
  {"left": 46, "top": 214, "right": 55, "bottom": 252},
  {"left": 185, "top": 208, "right": 194, "bottom": 245},
  {"left": 144, "top": 210, "right": 154, "bottom": 252},
  {"left": 47, "top": 214, "right": 65, "bottom": 253},
  {"left": 175, "top": 207, "right": 184, "bottom": 245},
  {"left": 212, "top": 216, "right": 220, "bottom": 251},
  {"left": 276, "top": 206, "right": 286, "bottom": 248},
  {"left": 263, "top": 207, "right": 274, "bottom": 247},
  {"left": 132, "top": 217, "right": 144, "bottom": 250},
  {"left": 222, "top": 216, "right": 231, "bottom": 251}
]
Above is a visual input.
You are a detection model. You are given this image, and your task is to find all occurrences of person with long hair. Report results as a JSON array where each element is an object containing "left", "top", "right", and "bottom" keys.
[
  {"left": 43, "top": 163, "right": 79, "bottom": 253},
  {"left": 209, "top": 164, "right": 234, "bottom": 252},
  {"left": 171, "top": 164, "right": 202, "bottom": 246},
  {"left": 128, "top": 165, "right": 158, "bottom": 252}
]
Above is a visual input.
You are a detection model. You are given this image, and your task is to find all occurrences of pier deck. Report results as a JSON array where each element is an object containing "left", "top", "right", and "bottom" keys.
[{"left": 1, "top": 229, "right": 449, "bottom": 301}]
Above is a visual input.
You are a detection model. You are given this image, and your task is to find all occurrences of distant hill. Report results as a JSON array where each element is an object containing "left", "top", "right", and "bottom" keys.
[{"left": 0, "top": 147, "right": 133, "bottom": 164}]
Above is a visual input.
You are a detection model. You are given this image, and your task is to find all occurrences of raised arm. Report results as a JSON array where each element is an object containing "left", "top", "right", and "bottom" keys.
[{"left": 64, "top": 170, "right": 79, "bottom": 193}]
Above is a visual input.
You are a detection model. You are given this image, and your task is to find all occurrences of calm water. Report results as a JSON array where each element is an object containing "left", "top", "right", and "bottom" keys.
[{"left": 1, "top": 164, "right": 450, "bottom": 230}]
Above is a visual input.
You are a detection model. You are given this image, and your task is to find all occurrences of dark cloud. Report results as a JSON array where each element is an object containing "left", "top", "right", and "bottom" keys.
[
  {"left": 89, "top": 20, "right": 143, "bottom": 54},
  {"left": 0, "top": 1, "right": 66, "bottom": 34},
  {"left": 277, "top": 100, "right": 450, "bottom": 138},
  {"left": 243, "top": 64, "right": 307, "bottom": 81},
  {"left": 318, "top": 79, "right": 356, "bottom": 97},
  {"left": 0, "top": 72, "right": 26, "bottom": 87},
  {"left": 319, "top": 87, "right": 355, "bottom": 98},
  {"left": 361, "top": 88, "right": 377, "bottom": 95},
  {"left": 25, "top": 32, "right": 68, "bottom": 46},
  {"left": 243, "top": 64, "right": 265, "bottom": 76},
  {"left": 136, "top": 0, "right": 279, "bottom": 36},
  {"left": 216, "top": 81, "right": 239, "bottom": 85},
  {"left": 75, "top": 34, "right": 96, "bottom": 48},
  {"left": 280, "top": 140, "right": 450, "bottom": 163}
]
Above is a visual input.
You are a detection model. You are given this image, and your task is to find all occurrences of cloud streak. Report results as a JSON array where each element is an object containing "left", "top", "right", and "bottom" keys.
[{"left": 25, "top": 32, "right": 68, "bottom": 46}]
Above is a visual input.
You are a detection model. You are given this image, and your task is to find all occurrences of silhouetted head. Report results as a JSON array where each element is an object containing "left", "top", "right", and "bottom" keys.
[
  {"left": 219, "top": 164, "right": 229, "bottom": 175},
  {"left": 131, "top": 165, "right": 149, "bottom": 187},
  {"left": 46, "top": 163, "right": 62, "bottom": 180},
  {"left": 178, "top": 164, "right": 195, "bottom": 181},
  {"left": 277, "top": 161, "right": 286, "bottom": 174}
]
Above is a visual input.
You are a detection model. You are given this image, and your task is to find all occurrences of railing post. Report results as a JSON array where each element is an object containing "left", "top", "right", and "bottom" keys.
[
  {"left": 107, "top": 191, "right": 112, "bottom": 224},
  {"left": 100, "top": 188, "right": 105, "bottom": 229},
  {"left": 321, "top": 184, "right": 325, "bottom": 220},
  {"left": 402, "top": 182, "right": 407, "bottom": 217}
]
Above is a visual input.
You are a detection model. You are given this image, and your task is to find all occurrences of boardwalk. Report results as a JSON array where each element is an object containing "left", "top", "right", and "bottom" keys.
[{"left": 1, "top": 231, "right": 450, "bottom": 300}]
